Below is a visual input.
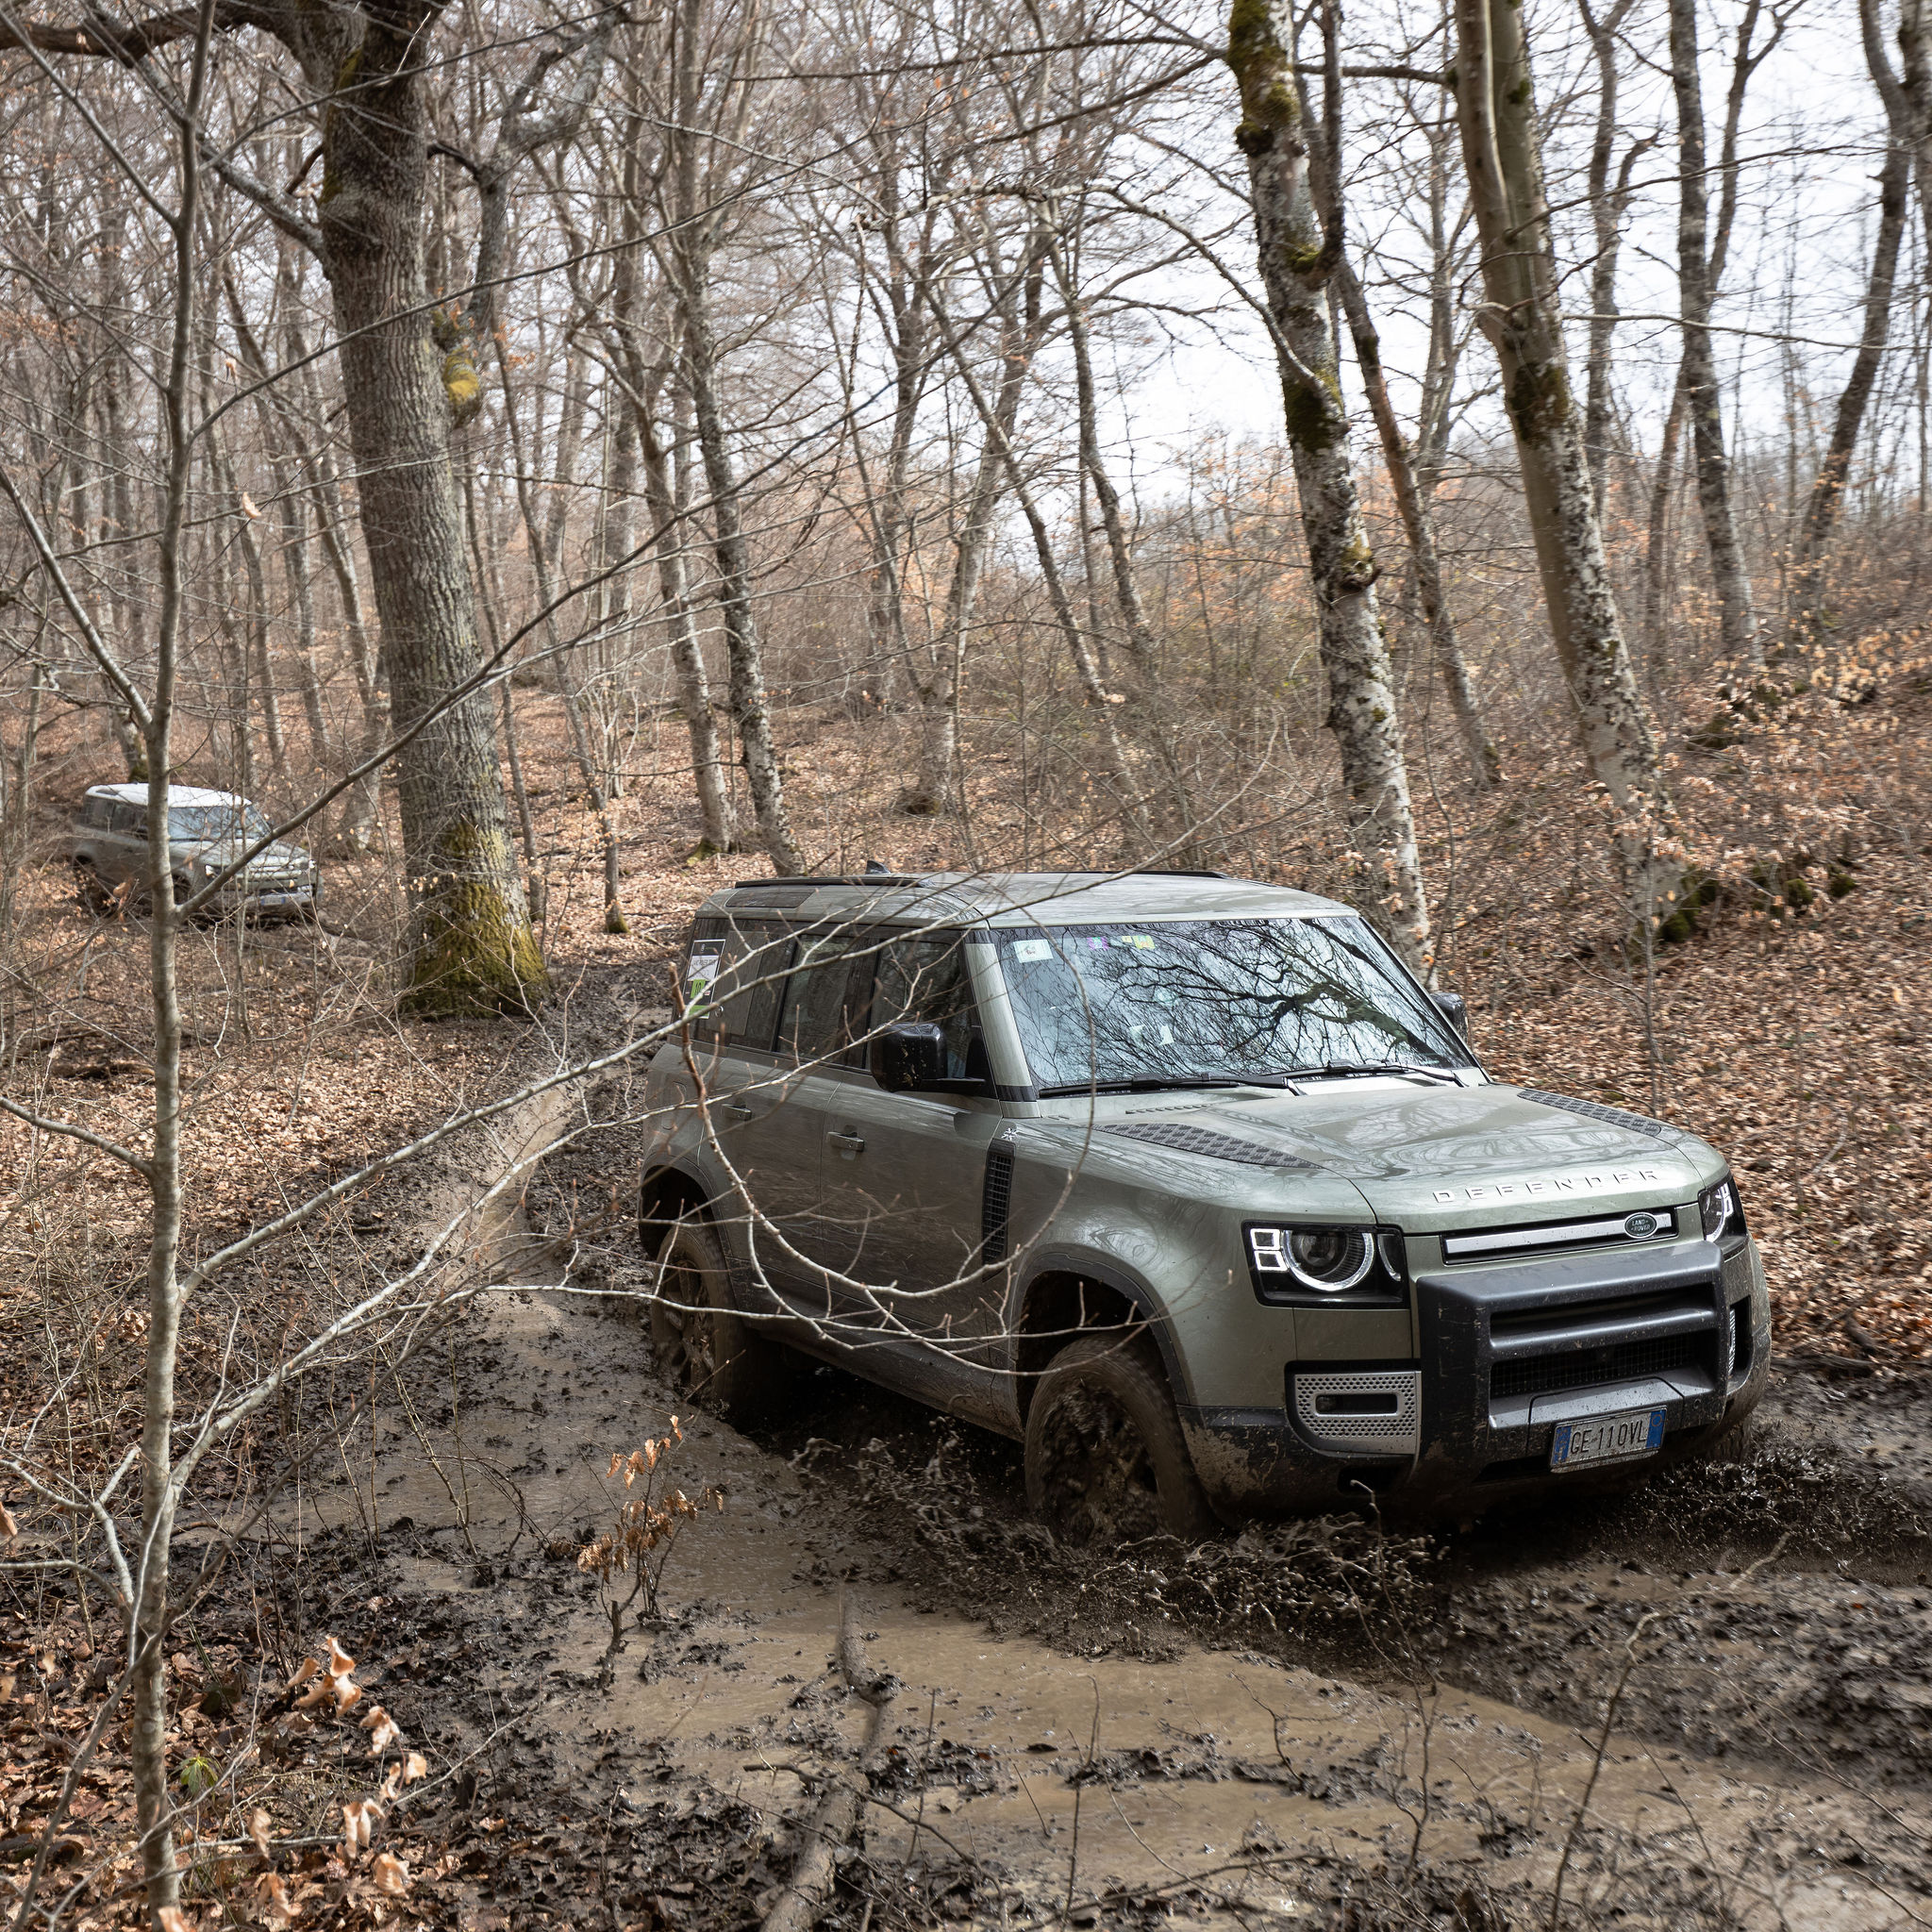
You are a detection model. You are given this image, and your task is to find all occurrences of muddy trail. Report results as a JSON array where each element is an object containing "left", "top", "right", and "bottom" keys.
[{"left": 251, "top": 1040, "right": 1932, "bottom": 1932}]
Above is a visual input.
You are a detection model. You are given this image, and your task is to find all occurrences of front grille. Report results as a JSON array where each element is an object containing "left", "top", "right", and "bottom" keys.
[
  {"left": 1491, "top": 1331, "right": 1702, "bottom": 1401},
  {"left": 1445, "top": 1210, "right": 1679, "bottom": 1264}
]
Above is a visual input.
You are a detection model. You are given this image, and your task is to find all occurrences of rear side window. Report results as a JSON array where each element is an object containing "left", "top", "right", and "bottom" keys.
[
  {"left": 776, "top": 934, "right": 869, "bottom": 1066},
  {"left": 84, "top": 796, "right": 112, "bottom": 828},
  {"left": 686, "top": 919, "right": 791, "bottom": 1050}
]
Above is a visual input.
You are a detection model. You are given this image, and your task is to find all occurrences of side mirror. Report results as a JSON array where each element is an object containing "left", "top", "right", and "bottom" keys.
[
  {"left": 870, "top": 1022, "right": 947, "bottom": 1092},
  {"left": 1431, "top": 991, "right": 1470, "bottom": 1041}
]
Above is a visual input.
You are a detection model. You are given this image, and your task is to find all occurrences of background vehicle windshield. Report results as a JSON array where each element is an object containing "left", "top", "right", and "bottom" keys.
[
  {"left": 994, "top": 917, "right": 1468, "bottom": 1089},
  {"left": 168, "top": 803, "right": 273, "bottom": 841}
]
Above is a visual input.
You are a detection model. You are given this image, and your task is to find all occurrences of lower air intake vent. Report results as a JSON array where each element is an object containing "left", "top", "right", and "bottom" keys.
[
  {"left": 981, "top": 1146, "right": 1014, "bottom": 1264},
  {"left": 1103, "top": 1124, "right": 1316, "bottom": 1169},
  {"left": 1291, "top": 1370, "right": 1421, "bottom": 1455},
  {"left": 1519, "top": 1090, "right": 1674, "bottom": 1139},
  {"left": 1491, "top": 1332, "right": 1701, "bottom": 1401}
]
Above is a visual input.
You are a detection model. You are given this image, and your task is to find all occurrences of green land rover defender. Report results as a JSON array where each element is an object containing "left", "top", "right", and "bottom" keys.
[{"left": 638, "top": 871, "right": 1768, "bottom": 1541}]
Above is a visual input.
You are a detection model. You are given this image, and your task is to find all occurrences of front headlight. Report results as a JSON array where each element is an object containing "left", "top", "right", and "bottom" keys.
[
  {"left": 1249, "top": 1224, "right": 1376, "bottom": 1292},
  {"left": 1699, "top": 1176, "right": 1744, "bottom": 1241}
]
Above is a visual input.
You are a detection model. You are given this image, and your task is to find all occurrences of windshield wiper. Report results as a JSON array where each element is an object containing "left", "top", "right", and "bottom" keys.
[
  {"left": 1279, "top": 1060, "right": 1461, "bottom": 1085},
  {"left": 1036, "top": 1074, "right": 1302, "bottom": 1097}
]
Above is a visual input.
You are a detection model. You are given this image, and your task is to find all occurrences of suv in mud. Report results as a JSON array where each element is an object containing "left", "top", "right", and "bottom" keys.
[
  {"left": 71, "top": 784, "right": 319, "bottom": 921},
  {"left": 638, "top": 872, "right": 1769, "bottom": 1541}
]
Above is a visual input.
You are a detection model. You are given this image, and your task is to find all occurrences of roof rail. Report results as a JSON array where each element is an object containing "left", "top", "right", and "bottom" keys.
[
  {"left": 1132, "top": 868, "right": 1234, "bottom": 879},
  {"left": 731, "top": 874, "right": 924, "bottom": 889}
]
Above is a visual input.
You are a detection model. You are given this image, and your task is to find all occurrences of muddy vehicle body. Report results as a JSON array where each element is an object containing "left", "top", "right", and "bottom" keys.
[
  {"left": 71, "top": 783, "right": 319, "bottom": 920},
  {"left": 639, "top": 872, "right": 1769, "bottom": 1540}
]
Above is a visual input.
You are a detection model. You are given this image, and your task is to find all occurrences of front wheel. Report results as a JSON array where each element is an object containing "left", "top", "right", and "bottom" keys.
[
  {"left": 647, "top": 1216, "right": 790, "bottom": 1425},
  {"left": 1024, "top": 1333, "right": 1217, "bottom": 1546}
]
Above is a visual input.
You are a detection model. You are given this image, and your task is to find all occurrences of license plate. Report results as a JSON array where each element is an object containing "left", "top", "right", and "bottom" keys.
[{"left": 1549, "top": 1406, "right": 1666, "bottom": 1471}]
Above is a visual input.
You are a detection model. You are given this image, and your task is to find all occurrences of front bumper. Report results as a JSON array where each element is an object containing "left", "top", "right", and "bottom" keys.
[
  {"left": 207, "top": 879, "right": 319, "bottom": 917},
  {"left": 1179, "top": 1235, "right": 1769, "bottom": 1518}
]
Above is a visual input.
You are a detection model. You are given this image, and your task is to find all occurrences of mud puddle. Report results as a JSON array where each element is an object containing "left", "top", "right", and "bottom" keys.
[
  {"left": 285, "top": 1267, "right": 1932, "bottom": 1930},
  {"left": 258, "top": 1051, "right": 1932, "bottom": 1927}
]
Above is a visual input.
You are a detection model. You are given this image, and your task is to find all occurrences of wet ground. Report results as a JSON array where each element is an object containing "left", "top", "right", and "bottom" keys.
[{"left": 255, "top": 1063, "right": 1932, "bottom": 1931}]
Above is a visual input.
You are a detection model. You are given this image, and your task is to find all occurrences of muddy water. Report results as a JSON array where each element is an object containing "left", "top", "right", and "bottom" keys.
[{"left": 295, "top": 1274, "right": 1932, "bottom": 1930}]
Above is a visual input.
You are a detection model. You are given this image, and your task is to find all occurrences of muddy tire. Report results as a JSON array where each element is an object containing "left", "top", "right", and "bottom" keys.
[
  {"left": 1024, "top": 1334, "right": 1216, "bottom": 1546},
  {"left": 73, "top": 862, "right": 113, "bottom": 915},
  {"left": 647, "top": 1217, "right": 789, "bottom": 1424}
]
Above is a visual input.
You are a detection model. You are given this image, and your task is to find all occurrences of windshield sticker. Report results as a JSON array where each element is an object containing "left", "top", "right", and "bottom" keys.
[
  {"left": 1123, "top": 933, "right": 1156, "bottom": 950},
  {"left": 1011, "top": 938, "right": 1053, "bottom": 962}
]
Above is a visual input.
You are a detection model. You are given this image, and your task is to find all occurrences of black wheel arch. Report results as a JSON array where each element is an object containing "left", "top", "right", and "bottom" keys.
[
  {"left": 639, "top": 1162, "right": 714, "bottom": 1249},
  {"left": 1011, "top": 1252, "right": 1192, "bottom": 1425}
]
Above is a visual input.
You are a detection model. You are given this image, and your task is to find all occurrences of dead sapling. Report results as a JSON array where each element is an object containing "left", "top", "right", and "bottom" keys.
[{"left": 578, "top": 1419, "right": 724, "bottom": 1655}]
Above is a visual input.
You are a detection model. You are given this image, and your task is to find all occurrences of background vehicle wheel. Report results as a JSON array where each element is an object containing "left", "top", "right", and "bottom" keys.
[
  {"left": 647, "top": 1217, "right": 789, "bottom": 1424},
  {"left": 72, "top": 862, "right": 113, "bottom": 915},
  {"left": 1024, "top": 1333, "right": 1216, "bottom": 1546}
]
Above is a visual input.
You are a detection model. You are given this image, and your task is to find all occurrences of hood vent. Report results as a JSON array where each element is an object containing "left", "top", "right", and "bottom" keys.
[
  {"left": 1520, "top": 1090, "right": 1674, "bottom": 1140},
  {"left": 1102, "top": 1123, "right": 1316, "bottom": 1170}
]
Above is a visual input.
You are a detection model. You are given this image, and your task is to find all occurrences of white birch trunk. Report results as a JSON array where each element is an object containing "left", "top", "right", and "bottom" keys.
[{"left": 1226, "top": 0, "right": 1430, "bottom": 970}]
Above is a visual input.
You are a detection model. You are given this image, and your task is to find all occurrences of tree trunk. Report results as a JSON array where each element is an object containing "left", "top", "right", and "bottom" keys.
[
  {"left": 1790, "top": 137, "right": 1908, "bottom": 637},
  {"left": 1668, "top": 0, "right": 1761, "bottom": 666},
  {"left": 640, "top": 373, "right": 738, "bottom": 857},
  {"left": 1226, "top": 0, "right": 1431, "bottom": 971},
  {"left": 316, "top": 0, "right": 542, "bottom": 1011},
  {"left": 901, "top": 243, "right": 1043, "bottom": 820},
  {"left": 1452, "top": 0, "right": 1677, "bottom": 916},
  {"left": 1579, "top": 0, "right": 1645, "bottom": 519},
  {"left": 1642, "top": 383, "right": 1687, "bottom": 679},
  {"left": 1054, "top": 239, "right": 1198, "bottom": 839},
  {"left": 1332, "top": 255, "right": 1501, "bottom": 790}
]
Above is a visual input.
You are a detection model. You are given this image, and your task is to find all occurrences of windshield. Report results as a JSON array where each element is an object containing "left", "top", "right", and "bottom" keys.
[
  {"left": 994, "top": 917, "right": 1470, "bottom": 1091},
  {"left": 168, "top": 803, "right": 273, "bottom": 841}
]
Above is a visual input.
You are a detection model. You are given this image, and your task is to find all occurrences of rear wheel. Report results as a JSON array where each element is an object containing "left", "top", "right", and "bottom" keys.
[
  {"left": 73, "top": 862, "right": 113, "bottom": 915},
  {"left": 1024, "top": 1333, "right": 1216, "bottom": 1546},
  {"left": 647, "top": 1216, "right": 790, "bottom": 1425}
]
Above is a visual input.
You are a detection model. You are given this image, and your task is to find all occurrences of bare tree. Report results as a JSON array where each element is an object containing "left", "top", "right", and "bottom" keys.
[
  {"left": 1450, "top": 0, "right": 1675, "bottom": 911},
  {"left": 1668, "top": 0, "right": 1768, "bottom": 667},
  {"left": 1225, "top": 0, "right": 1432, "bottom": 969},
  {"left": 1788, "top": 0, "right": 1924, "bottom": 638}
]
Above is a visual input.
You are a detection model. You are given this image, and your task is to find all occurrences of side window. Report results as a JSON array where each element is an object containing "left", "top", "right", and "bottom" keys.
[
  {"left": 716, "top": 922, "right": 790, "bottom": 1050},
  {"left": 84, "top": 796, "right": 111, "bottom": 829},
  {"left": 873, "top": 934, "right": 986, "bottom": 1082},
  {"left": 776, "top": 935, "right": 867, "bottom": 1066},
  {"left": 684, "top": 919, "right": 790, "bottom": 1050}
]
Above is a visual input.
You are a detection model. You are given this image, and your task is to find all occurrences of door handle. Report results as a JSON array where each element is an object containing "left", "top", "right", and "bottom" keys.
[
  {"left": 827, "top": 1129, "right": 865, "bottom": 1157},
  {"left": 722, "top": 1103, "right": 756, "bottom": 1121}
]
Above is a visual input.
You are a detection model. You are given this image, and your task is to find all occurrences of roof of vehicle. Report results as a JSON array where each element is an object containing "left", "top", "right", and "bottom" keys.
[
  {"left": 82, "top": 784, "right": 246, "bottom": 808},
  {"left": 698, "top": 870, "right": 1350, "bottom": 927}
]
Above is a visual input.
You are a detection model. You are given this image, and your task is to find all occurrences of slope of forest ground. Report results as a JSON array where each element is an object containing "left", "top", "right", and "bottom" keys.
[{"left": 3, "top": 641, "right": 1931, "bottom": 1927}]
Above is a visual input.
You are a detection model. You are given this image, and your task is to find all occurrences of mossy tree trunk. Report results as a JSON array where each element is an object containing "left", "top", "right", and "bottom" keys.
[
  {"left": 1225, "top": 0, "right": 1431, "bottom": 972},
  {"left": 315, "top": 0, "right": 543, "bottom": 1011}
]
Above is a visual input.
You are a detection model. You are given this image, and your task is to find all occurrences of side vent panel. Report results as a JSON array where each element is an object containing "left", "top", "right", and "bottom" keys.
[{"left": 982, "top": 1146, "right": 1015, "bottom": 1264}]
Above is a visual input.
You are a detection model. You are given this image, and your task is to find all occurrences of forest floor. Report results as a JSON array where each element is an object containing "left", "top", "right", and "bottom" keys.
[{"left": 4, "top": 647, "right": 1932, "bottom": 1928}]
